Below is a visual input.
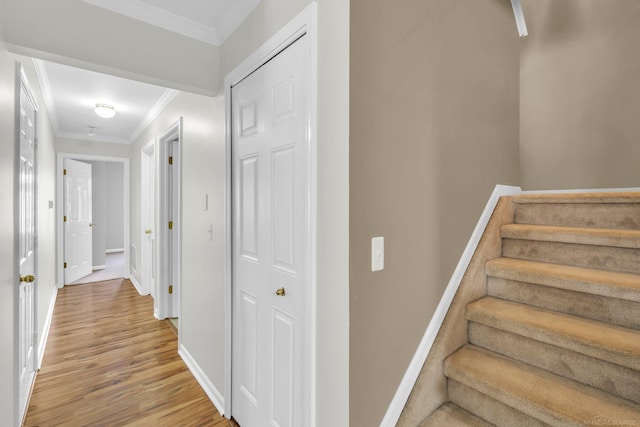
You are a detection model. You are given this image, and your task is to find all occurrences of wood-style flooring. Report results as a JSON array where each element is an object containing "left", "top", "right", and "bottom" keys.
[{"left": 24, "top": 279, "right": 235, "bottom": 426}]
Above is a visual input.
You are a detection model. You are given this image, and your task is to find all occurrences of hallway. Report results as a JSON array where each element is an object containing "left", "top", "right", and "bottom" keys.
[{"left": 24, "top": 279, "right": 232, "bottom": 426}]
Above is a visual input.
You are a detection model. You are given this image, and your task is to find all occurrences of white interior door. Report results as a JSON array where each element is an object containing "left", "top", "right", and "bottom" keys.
[
  {"left": 64, "top": 159, "right": 93, "bottom": 284},
  {"left": 18, "top": 71, "right": 38, "bottom": 422},
  {"left": 231, "top": 34, "right": 310, "bottom": 427},
  {"left": 142, "top": 142, "right": 156, "bottom": 297}
]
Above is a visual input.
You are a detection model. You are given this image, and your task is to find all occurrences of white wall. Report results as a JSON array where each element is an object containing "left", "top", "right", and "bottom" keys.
[
  {"left": 130, "top": 92, "right": 227, "bottom": 393},
  {"left": 2, "top": 0, "right": 221, "bottom": 96},
  {"left": 56, "top": 137, "right": 131, "bottom": 159},
  {"left": 105, "top": 162, "right": 124, "bottom": 250}
]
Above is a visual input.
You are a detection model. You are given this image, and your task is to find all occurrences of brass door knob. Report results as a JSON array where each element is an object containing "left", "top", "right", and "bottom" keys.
[
  {"left": 19, "top": 275, "right": 36, "bottom": 283},
  {"left": 275, "top": 287, "right": 286, "bottom": 296},
  {"left": 145, "top": 229, "right": 152, "bottom": 234},
  {"left": 89, "top": 223, "right": 95, "bottom": 228}
]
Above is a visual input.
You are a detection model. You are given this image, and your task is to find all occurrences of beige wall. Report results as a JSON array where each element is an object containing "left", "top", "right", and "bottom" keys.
[
  {"left": 520, "top": 0, "right": 640, "bottom": 190},
  {"left": 349, "top": 0, "right": 520, "bottom": 425},
  {"left": 2, "top": 0, "right": 220, "bottom": 95}
]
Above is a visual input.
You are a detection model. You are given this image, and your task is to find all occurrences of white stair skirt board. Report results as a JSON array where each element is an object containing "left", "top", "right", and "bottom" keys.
[
  {"left": 179, "top": 344, "right": 226, "bottom": 417},
  {"left": 380, "top": 185, "right": 640, "bottom": 427}
]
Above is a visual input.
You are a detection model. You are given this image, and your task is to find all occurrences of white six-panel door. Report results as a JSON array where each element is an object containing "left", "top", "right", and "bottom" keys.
[
  {"left": 64, "top": 159, "right": 93, "bottom": 284},
  {"left": 231, "top": 35, "right": 310, "bottom": 427},
  {"left": 18, "top": 71, "right": 38, "bottom": 422}
]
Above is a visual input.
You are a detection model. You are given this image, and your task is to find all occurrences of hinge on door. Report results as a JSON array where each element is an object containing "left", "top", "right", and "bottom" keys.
[
  {"left": 168, "top": 156, "right": 173, "bottom": 165},
  {"left": 63, "top": 169, "right": 67, "bottom": 175},
  {"left": 64, "top": 215, "right": 67, "bottom": 222},
  {"left": 168, "top": 221, "right": 173, "bottom": 230},
  {"left": 64, "top": 262, "right": 67, "bottom": 269},
  {"left": 168, "top": 285, "right": 173, "bottom": 294}
]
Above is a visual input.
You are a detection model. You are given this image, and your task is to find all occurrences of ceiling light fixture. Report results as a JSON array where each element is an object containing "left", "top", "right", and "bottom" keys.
[{"left": 95, "top": 103, "right": 116, "bottom": 119}]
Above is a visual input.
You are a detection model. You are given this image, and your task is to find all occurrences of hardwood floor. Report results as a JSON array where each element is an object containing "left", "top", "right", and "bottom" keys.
[{"left": 24, "top": 279, "right": 234, "bottom": 426}]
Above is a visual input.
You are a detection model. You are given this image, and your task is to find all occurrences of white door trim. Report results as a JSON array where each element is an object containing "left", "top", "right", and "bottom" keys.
[
  {"left": 155, "top": 120, "right": 182, "bottom": 323},
  {"left": 223, "top": 3, "right": 318, "bottom": 422},
  {"left": 56, "top": 153, "right": 130, "bottom": 288}
]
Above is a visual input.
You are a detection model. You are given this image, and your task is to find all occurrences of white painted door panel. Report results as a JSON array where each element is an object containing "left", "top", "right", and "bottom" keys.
[
  {"left": 232, "top": 35, "right": 310, "bottom": 427},
  {"left": 64, "top": 159, "right": 93, "bottom": 284},
  {"left": 18, "top": 75, "right": 37, "bottom": 421}
]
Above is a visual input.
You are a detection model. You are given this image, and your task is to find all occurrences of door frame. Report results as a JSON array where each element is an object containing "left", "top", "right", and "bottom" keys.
[
  {"left": 141, "top": 138, "right": 156, "bottom": 298},
  {"left": 155, "top": 120, "right": 182, "bottom": 321},
  {"left": 56, "top": 154, "right": 130, "bottom": 288},
  {"left": 223, "top": 3, "right": 318, "bottom": 422}
]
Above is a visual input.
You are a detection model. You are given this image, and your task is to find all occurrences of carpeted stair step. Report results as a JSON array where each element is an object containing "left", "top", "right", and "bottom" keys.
[
  {"left": 486, "top": 258, "right": 640, "bottom": 303},
  {"left": 469, "top": 323, "right": 640, "bottom": 404},
  {"left": 465, "top": 297, "right": 640, "bottom": 371},
  {"left": 419, "top": 403, "right": 493, "bottom": 427},
  {"left": 512, "top": 192, "right": 640, "bottom": 230},
  {"left": 444, "top": 345, "right": 640, "bottom": 426}
]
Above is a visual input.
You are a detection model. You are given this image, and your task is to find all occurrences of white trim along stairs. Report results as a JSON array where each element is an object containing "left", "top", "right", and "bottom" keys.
[{"left": 386, "top": 186, "right": 640, "bottom": 426}]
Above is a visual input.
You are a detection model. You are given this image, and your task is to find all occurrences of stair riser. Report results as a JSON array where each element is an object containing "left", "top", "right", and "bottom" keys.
[
  {"left": 487, "top": 277, "right": 640, "bottom": 330},
  {"left": 514, "top": 203, "right": 640, "bottom": 230},
  {"left": 469, "top": 323, "right": 640, "bottom": 404},
  {"left": 448, "top": 380, "right": 547, "bottom": 427},
  {"left": 502, "top": 239, "right": 640, "bottom": 274}
]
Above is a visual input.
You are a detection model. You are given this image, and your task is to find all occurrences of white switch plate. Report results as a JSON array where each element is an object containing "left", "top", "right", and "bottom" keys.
[{"left": 371, "top": 236, "right": 384, "bottom": 272}]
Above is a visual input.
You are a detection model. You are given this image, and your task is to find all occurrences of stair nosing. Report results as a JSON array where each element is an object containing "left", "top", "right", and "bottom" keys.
[
  {"left": 511, "top": 192, "right": 640, "bottom": 204},
  {"left": 466, "top": 297, "right": 640, "bottom": 370},
  {"left": 485, "top": 258, "right": 640, "bottom": 303}
]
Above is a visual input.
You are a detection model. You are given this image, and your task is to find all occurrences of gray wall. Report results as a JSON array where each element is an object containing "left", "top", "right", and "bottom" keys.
[
  {"left": 349, "top": 0, "right": 521, "bottom": 425},
  {"left": 105, "top": 162, "right": 124, "bottom": 250},
  {"left": 87, "top": 161, "right": 106, "bottom": 266},
  {"left": 520, "top": 0, "right": 640, "bottom": 190}
]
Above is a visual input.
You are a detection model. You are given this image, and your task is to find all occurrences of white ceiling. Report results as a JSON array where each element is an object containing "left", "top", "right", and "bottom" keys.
[
  {"left": 34, "top": 59, "right": 177, "bottom": 144},
  {"left": 81, "top": 0, "right": 262, "bottom": 45},
  {"left": 33, "top": 0, "right": 261, "bottom": 144}
]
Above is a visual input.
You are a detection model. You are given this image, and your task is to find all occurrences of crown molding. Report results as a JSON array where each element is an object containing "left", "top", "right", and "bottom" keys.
[{"left": 32, "top": 58, "right": 61, "bottom": 134}]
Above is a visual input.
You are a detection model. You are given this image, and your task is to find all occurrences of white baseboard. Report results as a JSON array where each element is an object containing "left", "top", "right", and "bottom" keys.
[
  {"left": 92, "top": 265, "right": 106, "bottom": 271},
  {"left": 105, "top": 248, "right": 124, "bottom": 253},
  {"left": 179, "top": 344, "right": 226, "bottom": 417},
  {"left": 129, "top": 275, "right": 144, "bottom": 296},
  {"left": 38, "top": 286, "right": 58, "bottom": 369},
  {"left": 380, "top": 184, "right": 522, "bottom": 427}
]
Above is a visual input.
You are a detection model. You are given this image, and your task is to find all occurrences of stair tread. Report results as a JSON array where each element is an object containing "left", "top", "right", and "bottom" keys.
[
  {"left": 420, "top": 403, "right": 494, "bottom": 427},
  {"left": 485, "top": 258, "right": 640, "bottom": 302},
  {"left": 512, "top": 192, "right": 640, "bottom": 204},
  {"left": 501, "top": 224, "right": 640, "bottom": 248},
  {"left": 445, "top": 345, "right": 640, "bottom": 425},
  {"left": 466, "top": 297, "right": 640, "bottom": 370}
]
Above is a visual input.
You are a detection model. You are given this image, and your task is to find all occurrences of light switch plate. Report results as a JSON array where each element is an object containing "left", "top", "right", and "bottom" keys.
[{"left": 371, "top": 236, "right": 384, "bottom": 272}]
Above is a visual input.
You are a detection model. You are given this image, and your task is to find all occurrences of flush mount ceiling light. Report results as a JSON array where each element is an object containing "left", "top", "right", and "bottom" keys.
[{"left": 95, "top": 103, "right": 116, "bottom": 118}]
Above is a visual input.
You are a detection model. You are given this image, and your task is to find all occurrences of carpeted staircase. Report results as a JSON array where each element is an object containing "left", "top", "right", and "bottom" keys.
[{"left": 422, "top": 192, "right": 640, "bottom": 426}]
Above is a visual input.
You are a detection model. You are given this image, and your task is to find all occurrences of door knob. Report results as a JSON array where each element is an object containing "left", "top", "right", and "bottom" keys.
[
  {"left": 145, "top": 229, "right": 152, "bottom": 234},
  {"left": 275, "top": 287, "right": 286, "bottom": 296},
  {"left": 19, "top": 275, "right": 36, "bottom": 283},
  {"left": 89, "top": 223, "right": 95, "bottom": 228}
]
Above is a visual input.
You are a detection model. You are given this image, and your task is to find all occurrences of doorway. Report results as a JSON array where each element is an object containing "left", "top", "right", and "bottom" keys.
[{"left": 56, "top": 154, "right": 130, "bottom": 289}]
